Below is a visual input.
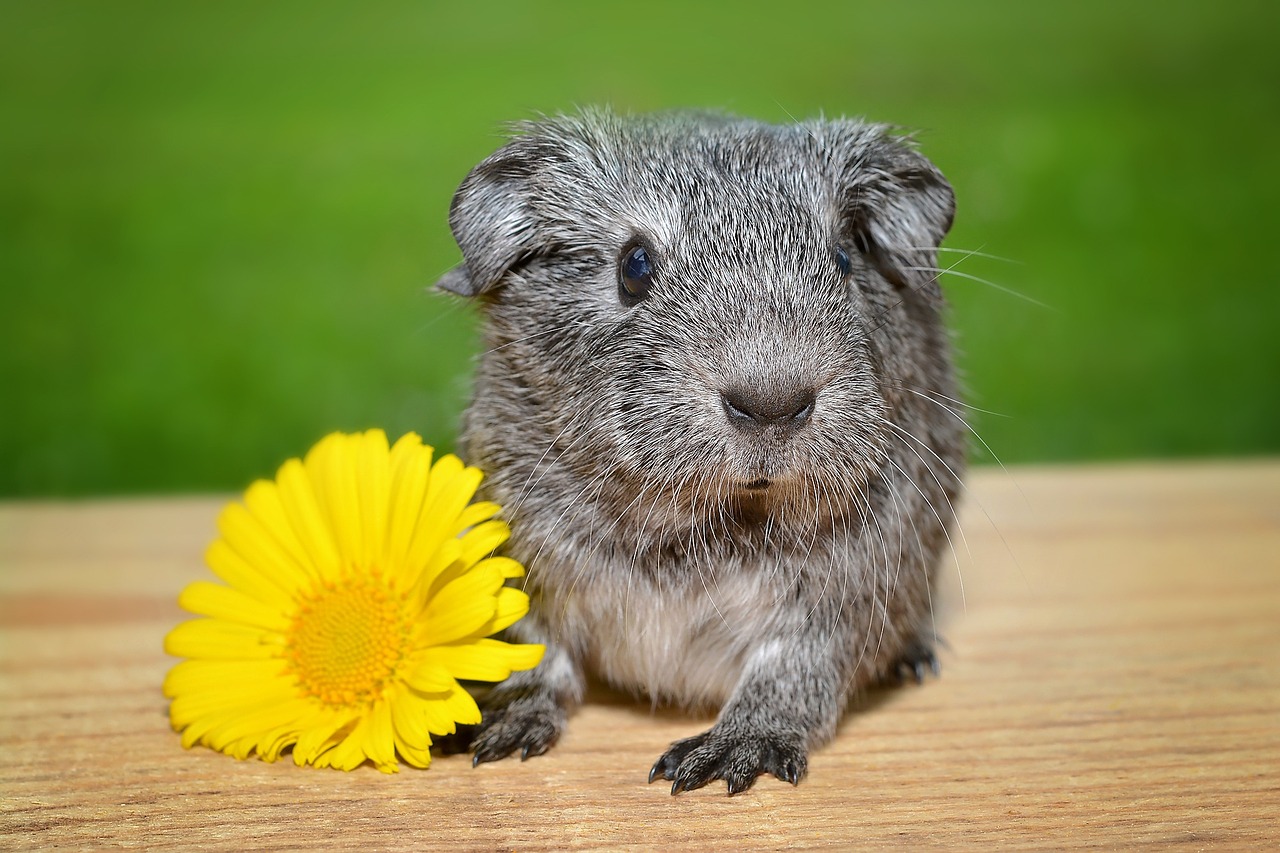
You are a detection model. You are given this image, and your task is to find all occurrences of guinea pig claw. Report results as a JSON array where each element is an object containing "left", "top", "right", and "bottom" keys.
[{"left": 890, "top": 639, "right": 941, "bottom": 685}]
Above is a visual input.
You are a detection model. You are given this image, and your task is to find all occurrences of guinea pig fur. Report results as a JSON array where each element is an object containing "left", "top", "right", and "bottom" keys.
[{"left": 435, "top": 108, "right": 965, "bottom": 795}]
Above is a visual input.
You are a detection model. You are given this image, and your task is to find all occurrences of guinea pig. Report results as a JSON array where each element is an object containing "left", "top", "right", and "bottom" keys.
[{"left": 435, "top": 107, "right": 965, "bottom": 795}]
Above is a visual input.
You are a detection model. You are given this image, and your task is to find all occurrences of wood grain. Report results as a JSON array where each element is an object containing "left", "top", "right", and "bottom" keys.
[{"left": 2, "top": 462, "right": 1278, "bottom": 850}]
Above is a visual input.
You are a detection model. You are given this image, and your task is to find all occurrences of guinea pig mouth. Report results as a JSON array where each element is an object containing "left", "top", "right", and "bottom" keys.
[
  {"left": 740, "top": 477, "right": 772, "bottom": 491},
  {"left": 729, "top": 492, "right": 773, "bottom": 527}
]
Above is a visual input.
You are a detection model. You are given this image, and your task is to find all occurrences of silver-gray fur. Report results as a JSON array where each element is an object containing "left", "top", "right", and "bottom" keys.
[{"left": 435, "top": 108, "right": 965, "bottom": 795}]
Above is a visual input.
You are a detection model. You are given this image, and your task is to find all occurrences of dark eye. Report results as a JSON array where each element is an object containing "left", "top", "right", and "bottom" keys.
[
  {"left": 834, "top": 245, "right": 853, "bottom": 277},
  {"left": 618, "top": 242, "right": 656, "bottom": 305}
]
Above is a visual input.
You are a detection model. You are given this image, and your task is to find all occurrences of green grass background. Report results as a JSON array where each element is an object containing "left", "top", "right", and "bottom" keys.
[{"left": 2, "top": 1, "right": 1277, "bottom": 497}]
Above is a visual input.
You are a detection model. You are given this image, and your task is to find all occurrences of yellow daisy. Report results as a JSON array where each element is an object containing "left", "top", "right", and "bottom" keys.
[{"left": 162, "top": 429, "right": 543, "bottom": 772}]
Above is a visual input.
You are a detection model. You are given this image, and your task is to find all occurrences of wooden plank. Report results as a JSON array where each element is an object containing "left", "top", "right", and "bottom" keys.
[{"left": 2, "top": 463, "right": 1278, "bottom": 850}]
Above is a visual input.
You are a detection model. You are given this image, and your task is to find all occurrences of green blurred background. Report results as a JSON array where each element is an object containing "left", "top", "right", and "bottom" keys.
[{"left": 2, "top": 1, "right": 1277, "bottom": 497}]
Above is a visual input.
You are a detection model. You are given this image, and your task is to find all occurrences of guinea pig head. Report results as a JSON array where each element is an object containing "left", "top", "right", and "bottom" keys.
[{"left": 437, "top": 111, "right": 955, "bottom": 541}]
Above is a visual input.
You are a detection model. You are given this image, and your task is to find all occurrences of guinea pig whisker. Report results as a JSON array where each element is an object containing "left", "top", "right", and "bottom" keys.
[
  {"left": 879, "top": 431, "right": 966, "bottom": 612},
  {"left": 909, "top": 245, "right": 1023, "bottom": 266},
  {"left": 848, "top": 476, "right": 893, "bottom": 682},
  {"left": 573, "top": 480, "right": 656, "bottom": 607},
  {"left": 508, "top": 417, "right": 589, "bottom": 518},
  {"left": 480, "top": 321, "right": 585, "bottom": 357},
  {"left": 810, "top": 479, "right": 849, "bottom": 660},
  {"left": 891, "top": 386, "right": 1029, "bottom": 603},
  {"left": 885, "top": 421, "right": 966, "bottom": 506},
  {"left": 889, "top": 379, "right": 1010, "bottom": 419},
  {"left": 865, "top": 491, "right": 896, "bottom": 676},
  {"left": 864, "top": 243, "right": 1037, "bottom": 338},
  {"left": 524, "top": 454, "right": 620, "bottom": 578},
  {"left": 884, "top": 421, "right": 972, "bottom": 569},
  {"left": 900, "top": 265, "right": 1049, "bottom": 309},
  {"left": 897, "top": 385, "right": 1021, "bottom": 500},
  {"left": 551, "top": 459, "right": 640, "bottom": 620}
]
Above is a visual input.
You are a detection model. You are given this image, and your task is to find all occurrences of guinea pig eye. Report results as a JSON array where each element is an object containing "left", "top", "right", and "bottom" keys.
[
  {"left": 834, "top": 245, "right": 853, "bottom": 277},
  {"left": 618, "top": 242, "right": 656, "bottom": 305}
]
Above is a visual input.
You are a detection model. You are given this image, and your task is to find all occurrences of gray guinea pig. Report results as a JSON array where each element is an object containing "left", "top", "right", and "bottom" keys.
[{"left": 435, "top": 107, "right": 965, "bottom": 795}]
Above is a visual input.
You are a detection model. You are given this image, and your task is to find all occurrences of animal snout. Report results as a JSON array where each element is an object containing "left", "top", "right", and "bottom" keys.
[{"left": 720, "top": 385, "right": 817, "bottom": 432}]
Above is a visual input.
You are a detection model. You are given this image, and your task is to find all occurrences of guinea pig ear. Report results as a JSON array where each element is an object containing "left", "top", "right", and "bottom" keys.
[
  {"left": 839, "top": 132, "right": 956, "bottom": 294},
  {"left": 434, "top": 143, "right": 543, "bottom": 297}
]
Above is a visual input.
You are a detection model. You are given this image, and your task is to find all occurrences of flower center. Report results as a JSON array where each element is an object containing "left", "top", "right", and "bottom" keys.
[{"left": 285, "top": 571, "right": 408, "bottom": 707}]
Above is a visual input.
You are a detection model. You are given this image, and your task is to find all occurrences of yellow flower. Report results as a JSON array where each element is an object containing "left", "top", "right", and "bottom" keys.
[{"left": 163, "top": 429, "right": 543, "bottom": 772}]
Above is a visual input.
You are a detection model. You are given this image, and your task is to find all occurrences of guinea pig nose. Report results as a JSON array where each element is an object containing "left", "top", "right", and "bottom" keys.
[{"left": 721, "top": 386, "right": 817, "bottom": 430}]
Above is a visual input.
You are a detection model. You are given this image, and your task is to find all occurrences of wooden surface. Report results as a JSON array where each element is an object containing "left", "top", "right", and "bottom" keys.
[{"left": 2, "top": 462, "right": 1278, "bottom": 850}]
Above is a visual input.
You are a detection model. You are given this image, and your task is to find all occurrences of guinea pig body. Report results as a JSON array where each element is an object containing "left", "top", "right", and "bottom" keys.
[{"left": 437, "top": 108, "right": 965, "bottom": 794}]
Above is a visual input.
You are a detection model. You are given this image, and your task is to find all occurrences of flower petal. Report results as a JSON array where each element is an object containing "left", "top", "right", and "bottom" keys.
[
  {"left": 487, "top": 556, "right": 525, "bottom": 580},
  {"left": 407, "top": 538, "right": 461, "bottom": 613},
  {"left": 321, "top": 711, "right": 378, "bottom": 771},
  {"left": 216, "top": 500, "right": 314, "bottom": 595},
  {"left": 365, "top": 698, "right": 397, "bottom": 773},
  {"left": 477, "top": 586, "right": 532, "bottom": 636},
  {"left": 393, "top": 729, "right": 433, "bottom": 769},
  {"left": 256, "top": 702, "right": 324, "bottom": 762},
  {"left": 443, "top": 685, "right": 482, "bottom": 727},
  {"left": 452, "top": 500, "right": 501, "bottom": 536},
  {"left": 396, "top": 683, "right": 467, "bottom": 736},
  {"left": 417, "top": 524, "right": 511, "bottom": 602},
  {"left": 164, "top": 659, "right": 290, "bottom": 701},
  {"left": 455, "top": 520, "right": 511, "bottom": 573},
  {"left": 423, "top": 638, "right": 545, "bottom": 682},
  {"left": 403, "top": 455, "right": 482, "bottom": 590},
  {"left": 427, "top": 458, "right": 484, "bottom": 535},
  {"left": 384, "top": 433, "right": 433, "bottom": 571},
  {"left": 418, "top": 561, "right": 504, "bottom": 646},
  {"left": 400, "top": 654, "right": 456, "bottom": 693},
  {"left": 203, "top": 697, "right": 305, "bottom": 756},
  {"left": 293, "top": 711, "right": 355, "bottom": 767},
  {"left": 164, "top": 618, "right": 282, "bottom": 660},
  {"left": 242, "top": 478, "right": 323, "bottom": 584},
  {"left": 170, "top": 685, "right": 293, "bottom": 733},
  {"left": 424, "top": 453, "right": 468, "bottom": 509},
  {"left": 204, "top": 539, "right": 296, "bottom": 611},
  {"left": 305, "top": 433, "right": 364, "bottom": 567},
  {"left": 167, "top": 664, "right": 303, "bottom": 753},
  {"left": 275, "top": 457, "right": 342, "bottom": 582},
  {"left": 177, "top": 582, "right": 290, "bottom": 632},
  {"left": 390, "top": 684, "right": 436, "bottom": 766},
  {"left": 354, "top": 430, "right": 391, "bottom": 569}
]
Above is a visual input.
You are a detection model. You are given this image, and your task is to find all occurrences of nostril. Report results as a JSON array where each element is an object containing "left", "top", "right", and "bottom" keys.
[
  {"left": 721, "top": 387, "right": 817, "bottom": 428},
  {"left": 721, "top": 390, "right": 757, "bottom": 425},
  {"left": 790, "top": 394, "right": 816, "bottom": 424}
]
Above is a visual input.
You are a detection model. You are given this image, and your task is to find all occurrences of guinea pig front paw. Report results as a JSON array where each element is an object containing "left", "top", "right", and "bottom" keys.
[
  {"left": 649, "top": 728, "right": 807, "bottom": 795},
  {"left": 470, "top": 691, "right": 565, "bottom": 766},
  {"left": 888, "top": 638, "right": 942, "bottom": 685}
]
